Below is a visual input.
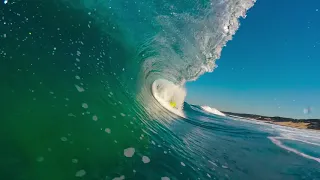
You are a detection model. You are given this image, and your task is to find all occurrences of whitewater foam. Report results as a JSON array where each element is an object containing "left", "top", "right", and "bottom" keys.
[{"left": 151, "top": 79, "right": 186, "bottom": 117}]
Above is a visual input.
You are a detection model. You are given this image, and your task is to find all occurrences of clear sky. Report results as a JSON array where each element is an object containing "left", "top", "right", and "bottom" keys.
[{"left": 186, "top": 0, "right": 320, "bottom": 119}]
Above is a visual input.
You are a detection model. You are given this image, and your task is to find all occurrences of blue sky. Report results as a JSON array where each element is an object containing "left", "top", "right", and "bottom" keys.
[{"left": 186, "top": 0, "right": 320, "bottom": 119}]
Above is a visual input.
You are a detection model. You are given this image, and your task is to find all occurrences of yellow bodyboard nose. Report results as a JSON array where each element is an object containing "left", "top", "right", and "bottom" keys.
[{"left": 169, "top": 101, "right": 176, "bottom": 108}]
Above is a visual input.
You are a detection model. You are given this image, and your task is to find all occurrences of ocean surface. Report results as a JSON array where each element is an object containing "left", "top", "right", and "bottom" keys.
[{"left": 1, "top": 0, "right": 320, "bottom": 180}]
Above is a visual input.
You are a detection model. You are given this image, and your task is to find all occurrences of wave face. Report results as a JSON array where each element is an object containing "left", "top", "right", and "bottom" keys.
[{"left": 2, "top": 0, "right": 320, "bottom": 180}]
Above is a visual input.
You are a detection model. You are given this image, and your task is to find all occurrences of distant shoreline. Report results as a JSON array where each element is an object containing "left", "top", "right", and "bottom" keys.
[{"left": 222, "top": 111, "right": 320, "bottom": 131}]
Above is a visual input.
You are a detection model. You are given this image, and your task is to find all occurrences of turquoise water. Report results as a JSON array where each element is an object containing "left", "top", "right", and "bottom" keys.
[{"left": 1, "top": 0, "right": 320, "bottom": 180}]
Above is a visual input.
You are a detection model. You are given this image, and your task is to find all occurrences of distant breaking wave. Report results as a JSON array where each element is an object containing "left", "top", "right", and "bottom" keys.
[{"left": 201, "top": 106, "right": 226, "bottom": 116}]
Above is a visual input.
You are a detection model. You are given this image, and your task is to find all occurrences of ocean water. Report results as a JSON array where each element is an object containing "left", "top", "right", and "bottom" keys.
[{"left": 1, "top": 0, "right": 320, "bottom": 180}]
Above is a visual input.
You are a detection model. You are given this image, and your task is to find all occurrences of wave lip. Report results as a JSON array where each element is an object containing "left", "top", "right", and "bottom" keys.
[
  {"left": 139, "top": 0, "right": 257, "bottom": 85},
  {"left": 201, "top": 106, "right": 226, "bottom": 117}
]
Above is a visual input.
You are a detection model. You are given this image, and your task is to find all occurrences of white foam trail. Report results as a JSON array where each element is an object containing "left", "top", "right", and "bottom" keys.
[
  {"left": 229, "top": 115, "right": 320, "bottom": 163},
  {"left": 274, "top": 136, "right": 320, "bottom": 147},
  {"left": 201, "top": 106, "right": 226, "bottom": 116},
  {"left": 268, "top": 137, "right": 320, "bottom": 164},
  {"left": 151, "top": 79, "right": 186, "bottom": 117}
]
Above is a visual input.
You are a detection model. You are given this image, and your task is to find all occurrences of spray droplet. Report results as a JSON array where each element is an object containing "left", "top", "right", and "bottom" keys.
[
  {"left": 105, "top": 128, "right": 111, "bottom": 134},
  {"left": 75, "top": 169, "right": 86, "bottom": 177},
  {"left": 124, "top": 147, "right": 135, "bottom": 157},
  {"left": 142, "top": 156, "right": 150, "bottom": 163},
  {"left": 82, "top": 103, "right": 88, "bottom": 109}
]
